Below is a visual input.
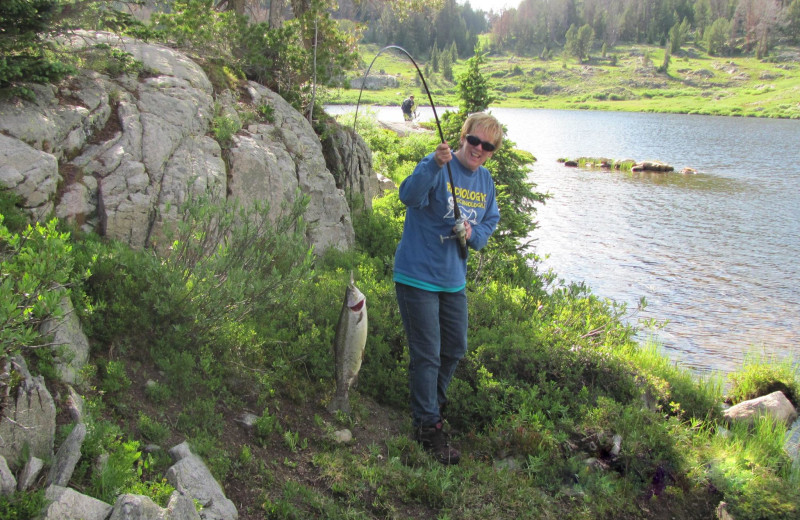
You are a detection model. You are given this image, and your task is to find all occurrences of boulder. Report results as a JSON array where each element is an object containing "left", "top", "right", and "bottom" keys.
[
  {"left": 17, "top": 456, "right": 45, "bottom": 492},
  {"left": 349, "top": 74, "right": 399, "bottom": 90},
  {"left": 724, "top": 391, "right": 798, "bottom": 427},
  {"left": 41, "top": 485, "right": 113, "bottom": 520},
  {"left": 0, "top": 358, "right": 56, "bottom": 468},
  {"left": 0, "top": 456, "right": 16, "bottom": 496},
  {"left": 0, "top": 30, "right": 362, "bottom": 256},
  {"left": 321, "top": 121, "right": 380, "bottom": 209},
  {"left": 40, "top": 296, "right": 90, "bottom": 385},
  {"left": 47, "top": 422, "right": 87, "bottom": 487},
  {"left": 0, "top": 133, "right": 59, "bottom": 221},
  {"left": 108, "top": 494, "right": 164, "bottom": 520},
  {"left": 167, "top": 442, "right": 238, "bottom": 520}
]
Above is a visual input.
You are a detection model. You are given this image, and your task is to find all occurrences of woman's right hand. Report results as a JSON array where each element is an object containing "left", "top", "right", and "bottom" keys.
[{"left": 434, "top": 142, "right": 452, "bottom": 168}]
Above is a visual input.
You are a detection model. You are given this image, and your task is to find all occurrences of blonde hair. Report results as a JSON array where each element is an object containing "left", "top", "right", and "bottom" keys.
[{"left": 460, "top": 112, "right": 503, "bottom": 150}]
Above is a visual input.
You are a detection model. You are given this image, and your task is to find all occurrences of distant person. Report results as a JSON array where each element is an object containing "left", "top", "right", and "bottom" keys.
[{"left": 401, "top": 95, "right": 415, "bottom": 121}]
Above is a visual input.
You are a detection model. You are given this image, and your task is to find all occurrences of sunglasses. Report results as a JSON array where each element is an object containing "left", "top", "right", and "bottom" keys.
[{"left": 465, "top": 134, "right": 496, "bottom": 152}]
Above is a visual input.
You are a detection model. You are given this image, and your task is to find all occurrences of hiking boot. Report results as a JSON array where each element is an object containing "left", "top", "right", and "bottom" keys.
[{"left": 415, "top": 422, "right": 461, "bottom": 465}]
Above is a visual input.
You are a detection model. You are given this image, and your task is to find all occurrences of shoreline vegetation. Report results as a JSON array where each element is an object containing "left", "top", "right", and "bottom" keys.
[{"left": 322, "top": 42, "right": 800, "bottom": 120}]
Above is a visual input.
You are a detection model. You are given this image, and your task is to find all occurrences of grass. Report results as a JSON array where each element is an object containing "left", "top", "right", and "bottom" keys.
[{"left": 322, "top": 43, "right": 800, "bottom": 119}]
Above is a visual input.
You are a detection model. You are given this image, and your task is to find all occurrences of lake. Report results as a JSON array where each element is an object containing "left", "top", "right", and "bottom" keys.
[{"left": 326, "top": 104, "right": 800, "bottom": 375}]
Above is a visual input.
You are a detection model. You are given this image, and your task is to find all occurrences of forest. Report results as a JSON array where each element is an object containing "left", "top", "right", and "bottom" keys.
[{"left": 347, "top": 0, "right": 800, "bottom": 60}]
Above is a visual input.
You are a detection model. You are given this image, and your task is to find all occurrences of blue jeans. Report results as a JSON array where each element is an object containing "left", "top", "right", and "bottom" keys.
[{"left": 396, "top": 283, "right": 468, "bottom": 428}]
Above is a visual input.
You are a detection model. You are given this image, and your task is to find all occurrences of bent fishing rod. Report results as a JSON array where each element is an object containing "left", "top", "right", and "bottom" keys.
[{"left": 350, "top": 45, "right": 468, "bottom": 259}]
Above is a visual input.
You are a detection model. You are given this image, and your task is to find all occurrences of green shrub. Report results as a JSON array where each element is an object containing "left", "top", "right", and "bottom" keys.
[
  {"left": 137, "top": 412, "right": 170, "bottom": 444},
  {"left": 212, "top": 114, "right": 242, "bottom": 147},
  {"left": 254, "top": 408, "right": 281, "bottom": 446},
  {"left": 144, "top": 381, "right": 172, "bottom": 404},
  {"left": 0, "top": 191, "right": 29, "bottom": 233},
  {"left": 177, "top": 397, "right": 223, "bottom": 437},
  {"left": 90, "top": 439, "right": 144, "bottom": 503},
  {"left": 1, "top": 218, "right": 75, "bottom": 360},
  {"left": 726, "top": 351, "right": 800, "bottom": 406},
  {"left": 99, "top": 359, "right": 131, "bottom": 394},
  {"left": 0, "top": 489, "right": 47, "bottom": 520}
]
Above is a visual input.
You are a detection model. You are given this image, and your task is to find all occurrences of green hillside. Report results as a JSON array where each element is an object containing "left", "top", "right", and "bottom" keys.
[{"left": 324, "top": 43, "right": 800, "bottom": 119}]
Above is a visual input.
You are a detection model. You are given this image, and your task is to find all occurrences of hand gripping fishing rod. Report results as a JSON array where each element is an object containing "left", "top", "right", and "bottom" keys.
[{"left": 351, "top": 45, "right": 468, "bottom": 259}]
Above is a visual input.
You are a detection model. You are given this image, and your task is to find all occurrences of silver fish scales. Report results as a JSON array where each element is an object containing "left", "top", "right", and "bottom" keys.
[{"left": 328, "top": 271, "right": 368, "bottom": 414}]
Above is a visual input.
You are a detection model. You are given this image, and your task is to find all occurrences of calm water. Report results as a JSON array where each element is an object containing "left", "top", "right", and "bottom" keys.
[{"left": 327, "top": 105, "right": 800, "bottom": 374}]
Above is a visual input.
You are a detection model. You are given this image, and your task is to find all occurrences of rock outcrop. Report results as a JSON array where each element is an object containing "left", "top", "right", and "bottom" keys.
[
  {"left": 0, "top": 30, "right": 371, "bottom": 255},
  {"left": 0, "top": 30, "right": 386, "bottom": 519}
]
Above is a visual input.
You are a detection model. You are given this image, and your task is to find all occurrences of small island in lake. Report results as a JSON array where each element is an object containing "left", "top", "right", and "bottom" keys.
[{"left": 559, "top": 157, "right": 699, "bottom": 174}]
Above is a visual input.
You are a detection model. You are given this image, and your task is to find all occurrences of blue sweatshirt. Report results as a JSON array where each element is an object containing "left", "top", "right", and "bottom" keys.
[{"left": 393, "top": 150, "right": 500, "bottom": 291}]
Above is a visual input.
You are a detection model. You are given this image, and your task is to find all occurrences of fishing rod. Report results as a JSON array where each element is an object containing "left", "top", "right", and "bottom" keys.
[{"left": 350, "top": 45, "right": 468, "bottom": 259}]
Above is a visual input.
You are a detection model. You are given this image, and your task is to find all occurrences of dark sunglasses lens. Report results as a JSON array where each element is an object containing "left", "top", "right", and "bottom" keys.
[{"left": 466, "top": 135, "right": 495, "bottom": 152}]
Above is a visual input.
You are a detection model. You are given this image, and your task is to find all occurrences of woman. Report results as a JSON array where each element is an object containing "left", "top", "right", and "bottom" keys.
[{"left": 394, "top": 112, "right": 502, "bottom": 464}]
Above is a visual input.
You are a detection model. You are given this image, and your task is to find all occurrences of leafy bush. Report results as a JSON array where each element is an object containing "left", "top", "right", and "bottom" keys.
[
  {"left": 0, "top": 489, "right": 47, "bottom": 520},
  {"left": 726, "top": 351, "right": 800, "bottom": 406},
  {"left": 137, "top": 412, "right": 170, "bottom": 444},
  {"left": 0, "top": 0, "right": 74, "bottom": 97},
  {"left": 0, "top": 218, "right": 75, "bottom": 359},
  {"left": 0, "top": 191, "right": 29, "bottom": 233},
  {"left": 99, "top": 359, "right": 131, "bottom": 394}
]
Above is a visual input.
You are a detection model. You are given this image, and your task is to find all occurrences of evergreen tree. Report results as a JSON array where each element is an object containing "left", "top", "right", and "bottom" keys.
[
  {"left": 440, "top": 48, "right": 546, "bottom": 283},
  {"left": 441, "top": 49, "right": 453, "bottom": 81},
  {"left": 785, "top": 0, "right": 800, "bottom": 44},
  {"left": 450, "top": 40, "right": 458, "bottom": 63},
  {"left": 564, "top": 24, "right": 579, "bottom": 60},
  {"left": 669, "top": 18, "right": 690, "bottom": 54},
  {"left": 576, "top": 24, "right": 595, "bottom": 62},
  {"left": 658, "top": 44, "right": 671, "bottom": 73},
  {"left": 693, "top": 0, "right": 713, "bottom": 36},
  {"left": 431, "top": 40, "right": 440, "bottom": 72},
  {"left": 0, "top": 0, "right": 74, "bottom": 95},
  {"left": 705, "top": 17, "right": 731, "bottom": 55},
  {"left": 456, "top": 48, "right": 494, "bottom": 115}
]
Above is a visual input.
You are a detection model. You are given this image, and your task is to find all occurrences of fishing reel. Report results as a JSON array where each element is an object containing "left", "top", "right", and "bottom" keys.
[{"left": 439, "top": 218, "right": 468, "bottom": 259}]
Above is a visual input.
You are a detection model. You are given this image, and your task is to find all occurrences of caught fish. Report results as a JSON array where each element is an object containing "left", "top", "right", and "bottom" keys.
[{"left": 328, "top": 271, "right": 368, "bottom": 414}]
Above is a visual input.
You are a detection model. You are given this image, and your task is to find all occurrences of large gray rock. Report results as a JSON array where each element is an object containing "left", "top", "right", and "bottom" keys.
[
  {"left": 0, "top": 456, "right": 16, "bottom": 496},
  {"left": 108, "top": 494, "right": 167, "bottom": 520},
  {"left": 165, "top": 490, "right": 203, "bottom": 520},
  {"left": 349, "top": 74, "right": 399, "bottom": 90},
  {"left": 47, "top": 422, "right": 87, "bottom": 487},
  {"left": 320, "top": 122, "right": 380, "bottom": 211},
  {"left": 239, "top": 82, "right": 354, "bottom": 252},
  {"left": 41, "top": 485, "right": 113, "bottom": 520},
  {"left": 166, "top": 442, "right": 237, "bottom": 520},
  {"left": 17, "top": 456, "right": 45, "bottom": 492},
  {"left": 40, "top": 296, "right": 90, "bottom": 385},
  {"left": 107, "top": 491, "right": 201, "bottom": 520},
  {"left": 0, "top": 133, "right": 59, "bottom": 221},
  {"left": 0, "top": 358, "right": 56, "bottom": 468},
  {"left": 0, "top": 30, "right": 362, "bottom": 256},
  {"left": 724, "top": 391, "right": 798, "bottom": 426}
]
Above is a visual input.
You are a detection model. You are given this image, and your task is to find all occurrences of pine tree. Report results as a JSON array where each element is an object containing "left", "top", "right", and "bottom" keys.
[
  {"left": 0, "top": 0, "right": 74, "bottom": 95},
  {"left": 431, "top": 40, "right": 440, "bottom": 73},
  {"left": 440, "top": 48, "right": 546, "bottom": 282},
  {"left": 441, "top": 50, "right": 453, "bottom": 81}
]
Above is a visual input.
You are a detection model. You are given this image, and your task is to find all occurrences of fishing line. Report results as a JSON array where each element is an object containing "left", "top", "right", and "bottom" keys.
[{"left": 348, "top": 45, "right": 468, "bottom": 259}]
